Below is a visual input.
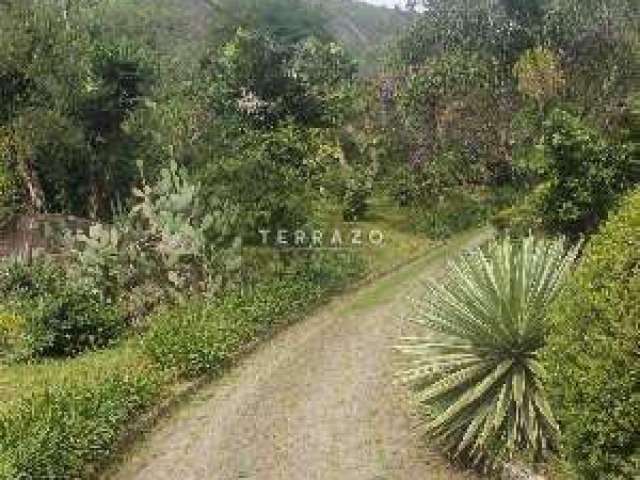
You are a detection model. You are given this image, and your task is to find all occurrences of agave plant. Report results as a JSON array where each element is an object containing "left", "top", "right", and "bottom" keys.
[{"left": 399, "top": 235, "right": 579, "bottom": 467}]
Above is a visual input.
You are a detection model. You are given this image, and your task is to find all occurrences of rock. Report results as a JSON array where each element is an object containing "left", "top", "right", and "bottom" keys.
[{"left": 501, "top": 462, "right": 546, "bottom": 480}]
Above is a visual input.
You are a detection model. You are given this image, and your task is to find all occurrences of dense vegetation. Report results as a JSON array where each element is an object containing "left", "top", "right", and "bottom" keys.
[
  {"left": 543, "top": 189, "right": 640, "bottom": 480},
  {"left": 389, "top": 0, "right": 639, "bottom": 477},
  {"left": 0, "top": 253, "right": 362, "bottom": 479},
  {"left": 0, "top": 0, "right": 638, "bottom": 479}
]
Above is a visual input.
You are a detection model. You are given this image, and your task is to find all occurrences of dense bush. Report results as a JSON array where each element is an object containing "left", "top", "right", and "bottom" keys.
[
  {"left": 540, "top": 110, "right": 636, "bottom": 238},
  {"left": 542, "top": 189, "right": 640, "bottom": 479},
  {"left": 0, "top": 250, "right": 365, "bottom": 479},
  {"left": 144, "top": 253, "right": 364, "bottom": 377},
  {"left": 412, "top": 188, "right": 519, "bottom": 240},
  {"left": 491, "top": 183, "right": 548, "bottom": 236},
  {"left": 23, "top": 283, "right": 124, "bottom": 358},
  {"left": 0, "top": 258, "right": 125, "bottom": 360},
  {"left": 0, "top": 348, "right": 163, "bottom": 479},
  {"left": 0, "top": 2, "right": 154, "bottom": 219}
]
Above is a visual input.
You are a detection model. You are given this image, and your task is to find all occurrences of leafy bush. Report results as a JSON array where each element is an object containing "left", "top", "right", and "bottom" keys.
[
  {"left": 23, "top": 283, "right": 124, "bottom": 358},
  {"left": 0, "top": 257, "right": 125, "bottom": 359},
  {"left": 0, "top": 348, "right": 163, "bottom": 479},
  {"left": 399, "top": 235, "right": 579, "bottom": 467},
  {"left": 0, "top": 257, "right": 60, "bottom": 299},
  {"left": 145, "top": 253, "right": 364, "bottom": 377},
  {"left": 541, "top": 110, "right": 637, "bottom": 238},
  {"left": 0, "top": 308, "right": 27, "bottom": 363},
  {"left": 492, "top": 183, "right": 548, "bottom": 237},
  {"left": 411, "top": 188, "right": 518, "bottom": 240},
  {"left": 542, "top": 189, "right": 640, "bottom": 479},
  {"left": 513, "top": 47, "right": 565, "bottom": 110},
  {"left": 342, "top": 171, "right": 372, "bottom": 221}
]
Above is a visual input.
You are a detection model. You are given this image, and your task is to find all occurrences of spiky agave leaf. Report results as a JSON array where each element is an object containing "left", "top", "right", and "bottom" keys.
[{"left": 398, "top": 235, "right": 579, "bottom": 467}]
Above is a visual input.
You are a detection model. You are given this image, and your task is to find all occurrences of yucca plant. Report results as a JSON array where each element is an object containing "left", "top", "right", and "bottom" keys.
[{"left": 399, "top": 235, "right": 579, "bottom": 467}]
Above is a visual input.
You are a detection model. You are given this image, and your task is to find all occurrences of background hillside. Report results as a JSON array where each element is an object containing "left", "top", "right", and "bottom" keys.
[
  {"left": 100, "top": 0, "right": 411, "bottom": 72},
  {"left": 311, "top": 0, "right": 412, "bottom": 71}
]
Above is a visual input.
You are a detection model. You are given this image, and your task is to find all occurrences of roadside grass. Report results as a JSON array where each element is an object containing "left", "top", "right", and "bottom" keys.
[
  {"left": 339, "top": 226, "right": 493, "bottom": 315},
  {"left": 0, "top": 342, "right": 152, "bottom": 408},
  {"left": 313, "top": 197, "right": 437, "bottom": 275}
]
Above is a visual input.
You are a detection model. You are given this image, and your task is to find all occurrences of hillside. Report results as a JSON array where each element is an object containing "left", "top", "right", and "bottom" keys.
[
  {"left": 312, "top": 0, "right": 412, "bottom": 71},
  {"left": 103, "top": 0, "right": 411, "bottom": 72}
]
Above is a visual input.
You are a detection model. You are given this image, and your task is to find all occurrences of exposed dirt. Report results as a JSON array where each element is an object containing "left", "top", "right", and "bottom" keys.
[{"left": 109, "top": 230, "right": 491, "bottom": 480}]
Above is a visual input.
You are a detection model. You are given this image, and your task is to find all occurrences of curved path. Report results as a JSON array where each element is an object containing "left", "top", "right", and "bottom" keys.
[{"left": 110, "top": 230, "right": 491, "bottom": 480}]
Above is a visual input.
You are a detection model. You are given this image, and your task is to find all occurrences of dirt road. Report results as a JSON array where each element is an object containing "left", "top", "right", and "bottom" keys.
[{"left": 110, "top": 230, "right": 491, "bottom": 480}]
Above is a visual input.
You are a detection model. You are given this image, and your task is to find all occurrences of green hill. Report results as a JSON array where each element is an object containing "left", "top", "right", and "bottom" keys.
[
  {"left": 311, "top": 0, "right": 412, "bottom": 71},
  {"left": 98, "top": 0, "right": 411, "bottom": 72}
]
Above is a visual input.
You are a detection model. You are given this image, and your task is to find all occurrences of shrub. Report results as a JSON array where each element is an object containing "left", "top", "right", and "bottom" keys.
[
  {"left": 0, "top": 257, "right": 125, "bottom": 359},
  {"left": 0, "top": 348, "right": 162, "bottom": 479},
  {"left": 399, "top": 235, "right": 579, "bottom": 467},
  {"left": 513, "top": 47, "right": 565, "bottom": 110},
  {"left": 342, "top": 171, "right": 373, "bottom": 221},
  {"left": 23, "top": 283, "right": 125, "bottom": 358},
  {"left": 411, "top": 188, "right": 516, "bottom": 240},
  {"left": 492, "top": 183, "right": 548, "bottom": 237},
  {"left": 541, "top": 110, "right": 636, "bottom": 238},
  {"left": 0, "top": 257, "right": 60, "bottom": 299},
  {"left": 145, "top": 253, "right": 364, "bottom": 377},
  {"left": 542, "top": 189, "right": 640, "bottom": 479}
]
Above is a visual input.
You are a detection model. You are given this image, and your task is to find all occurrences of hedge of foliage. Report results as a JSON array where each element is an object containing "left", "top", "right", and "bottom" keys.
[
  {"left": 144, "top": 253, "right": 365, "bottom": 377},
  {"left": 542, "top": 189, "right": 640, "bottom": 479},
  {"left": 0, "top": 348, "right": 163, "bottom": 480}
]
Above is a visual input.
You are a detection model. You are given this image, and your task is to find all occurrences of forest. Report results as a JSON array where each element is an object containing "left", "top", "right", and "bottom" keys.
[{"left": 0, "top": 0, "right": 638, "bottom": 479}]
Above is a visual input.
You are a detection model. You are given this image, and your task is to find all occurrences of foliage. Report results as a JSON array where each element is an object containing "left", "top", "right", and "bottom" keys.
[
  {"left": 0, "top": 347, "right": 163, "bottom": 480},
  {"left": 383, "top": 0, "right": 638, "bottom": 218},
  {"left": 207, "top": 29, "right": 355, "bottom": 129},
  {"left": 0, "top": 308, "right": 27, "bottom": 364},
  {"left": 394, "top": 51, "right": 513, "bottom": 188},
  {"left": 410, "top": 188, "right": 520, "bottom": 240},
  {"left": 0, "top": 1, "right": 154, "bottom": 219},
  {"left": 492, "top": 183, "right": 548, "bottom": 237},
  {"left": 144, "top": 253, "right": 364, "bottom": 377},
  {"left": 542, "top": 189, "right": 640, "bottom": 480},
  {"left": 209, "top": 0, "right": 331, "bottom": 47},
  {"left": 0, "top": 243, "right": 366, "bottom": 479},
  {"left": 0, "top": 256, "right": 60, "bottom": 300},
  {"left": 399, "top": 235, "right": 579, "bottom": 466},
  {"left": 392, "top": 0, "right": 533, "bottom": 67},
  {"left": 341, "top": 169, "right": 373, "bottom": 222},
  {"left": 72, "top": 161, "right": 239, "bottom": 303},
  {"left": 0, "top": 156, "right": 21, "bottom": 225},
  {"left": 540, "top": 110, "right": 637, "bottom": 237},
  {"left": 0, "top": 257, "right": 125, "bottom": 360},
  {"left": 513, "top": 47, "right": 565, "bottom": 110}
]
